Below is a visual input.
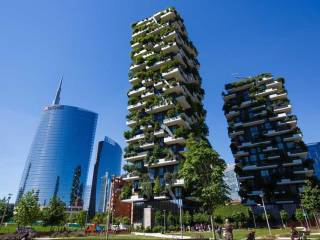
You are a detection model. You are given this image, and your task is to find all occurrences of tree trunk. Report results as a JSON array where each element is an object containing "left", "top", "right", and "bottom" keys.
[{"left": 210, "top": 215, "right": 216, "bottom": 240}]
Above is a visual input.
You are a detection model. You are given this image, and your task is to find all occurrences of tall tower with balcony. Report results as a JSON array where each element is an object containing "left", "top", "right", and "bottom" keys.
[
  {"left": 123, "top": 7, "right": 207, "bottom": 226},
  {"left": 222, "top": 73, "right": 314, "bottom": 216}
]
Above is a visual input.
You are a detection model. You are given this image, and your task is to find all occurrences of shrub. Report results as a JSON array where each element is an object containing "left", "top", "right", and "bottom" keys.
[{"left": 152, "top": 225, "right": 163, "bottom": 233}]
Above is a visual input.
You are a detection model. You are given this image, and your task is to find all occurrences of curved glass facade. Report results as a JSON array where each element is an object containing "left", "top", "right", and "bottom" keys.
[
  {"left": 17, "top": 105, "right": 97, "bottom": 206},
  {"left": 88, "top": 137, "right": 122, "bottom": 215}
]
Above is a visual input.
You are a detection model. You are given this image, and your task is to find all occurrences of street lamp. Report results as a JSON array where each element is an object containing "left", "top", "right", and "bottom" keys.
[
  {"left": 163, "top": 210, "right": 166, "bottom": 233},
  {"left": 0, "top": 193, "right": 12, "bottom": 228},
  {"left": 259, "top": 193, "right": 271, "bottom": 236}
]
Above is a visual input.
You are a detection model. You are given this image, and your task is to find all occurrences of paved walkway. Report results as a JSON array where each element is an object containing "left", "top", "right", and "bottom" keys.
[{"left": 133, "top": 232, "right": 192, "bottom": 239}]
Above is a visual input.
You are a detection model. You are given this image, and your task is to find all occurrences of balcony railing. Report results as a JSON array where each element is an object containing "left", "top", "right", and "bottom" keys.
[
  {"left": 283, "top": 133, "right": 303, "bottom": 142},
  {"left": 128, "top": 86, "right": 146, "bottom": 97},
  {"left": 126, "top": 134, "right": 145, "bottom": 143},
  {"left": 145, "top": 158, "right": 179, "bottom": 168},
  {"left": 164, "top": 136, "right": 186, "bottom": 145},
  {"left": 124, "top": 151, "right": 148, "bottom": 162}
]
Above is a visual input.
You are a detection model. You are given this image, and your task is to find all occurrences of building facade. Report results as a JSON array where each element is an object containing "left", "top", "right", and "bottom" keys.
[
  {"left": 222, "top": 73, "right": 314, "bottom": 214},
  {"left": 88, "top": 137, "right": 122, "bottom": 216},
  {"left": 123, "top": 7, "right": 207, "bottom": 226},
  {"left": 109, "top": 177, "right": 132, "bottom": 220},
  {"left": 307, "top": 142, "right": 320, "bottom": 179},
  {"left": 224, "top": 164, "right": 241, "bottom": 202},
  {"left": 17, "top": 82, "right": 97, "bottom": 206}
]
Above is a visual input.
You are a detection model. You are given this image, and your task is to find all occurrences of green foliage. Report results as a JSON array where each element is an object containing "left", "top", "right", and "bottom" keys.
[
  {"left": 120, "top": 182, "right": 132, "bottom": 200},
  {"left": 153, "top": 177, "right": 162, "bottom": 196},
  {"left": 280, "top": 209, "right": 288, "bottom": 227},
  {"left": 92, "top": 213, "right": 105, "bottom": 224},
  {"left": 42, "top": 196, "right": 66, "bottom": 226},
  {"left": 183, "top": 211, "right": 192, "bottom": 225},
  {"left": 152, "top": 225, "right": 164, "bottom": 233},
  {"left": 295, "top": 208, "right": 304, "bottom": 222},
  {"left": 167, "top": 212, "right": 176, "bottom": 226},
  {"left": 141, "top": 179, "right": 153, "bottom": 201},
  {"left": 300, "top": 180, "right": 320, "bottom": 214},
  {"left": 14, "top": 191, "right": 40, "bottom": 226},
  {"left": 154, "top": 211, "right": 163, "bottom": 226},
  {"left": 180, "top": 137, "right": 229, "bottom": 213},
  {"left": 193, "top": 212, "right": 209, "bottom": 223},
  {"left": 214, "top": 204, "right": 250, "bottom": 225},
  {"left": 75, "top": 211, "right": 87, "bottom": 228}
]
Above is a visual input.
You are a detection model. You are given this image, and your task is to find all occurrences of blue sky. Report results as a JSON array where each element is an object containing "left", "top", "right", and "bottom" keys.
[{"left": 1, "top": 0, "right": 320, "bottom": 200}]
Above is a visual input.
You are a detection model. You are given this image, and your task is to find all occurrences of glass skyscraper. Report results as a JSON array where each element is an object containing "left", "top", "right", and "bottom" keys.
[
  {"left": 17, "top": 81, "right": 98, "bottom": 206},
  {"left": 307, "top": 142, "right": 320, "bottom": 179},
  {"left": 224, "top": 164, "right": 241, "bottom": 201},
  {"left": 88, "top": 137, "right": 122, "bottom": 215}
]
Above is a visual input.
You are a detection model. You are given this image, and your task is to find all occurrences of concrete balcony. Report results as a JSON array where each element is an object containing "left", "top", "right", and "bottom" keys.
[
  {"left": 146, "top": 101, "right": 174, "bottom": 113},
  {"left": 269, "top": 113, "right": 287, "bottom": 121},
  {"left": 129, "top": 63, "right": 146, "bottom": 72},
  {"left": 267, "top": 155, "right": 280, "bottom": 160},
  {"left": 160, "top": 10, "right": 176, "bottom": 22},
  {"left": 140, "top": 142, "right": 155, "bottom": 149},
  {"left": 124, "top": 151, "right": 148, "bottom": 162},
  {"left": 240, "top": 100, "right": 254, "bottom": 108},
  {"left": 176, "top": 95, "right": 191, "bottom": 109},
  {"left": 274, "top": 104, "right": 292, "bottom": 114},
  {"left": 161, "top": 42, "right": 179, "bottom": 54},
  {"left": 284, "top": 133, "right": 303, "bottom": 142},
  {"left": 264, "top": 129, "right": 292, "bottom": 137},
  {"left": 127, "top": 101, "right": 146, "bottom": 111},
  {"left": 239, "top": 140, "right": 271, "bottom": 149},
  {"left": 164, "top": 136, "right": 186, "bottom": 145},
  {"left": 238, "top": 176, "right": 254, "bottom": 181},
  {"left": 126, "top": 134, "right": 145, "bottom": 143},
  {"left": 243, "top": 164, "right": 278, "bottom": 171},
  {"left": 133, "top": 49, "right": 147, "bottom": 57},
  {"left": 142, "top": 78, "right": 154, "bottom": 87},
  {"left": 229, "top": 130, "right": 244, "bottom": 138},
  {"left": 269, "top": 92, "right": 287, "bottom": 101},
  {"left": 263, "top": 146, "right": 278, "bottom": 152},
  {"left": 294, "top": 169, "right": 314, "bottom": 176},
  {"left": 126, "top": 119, "right": 137, "bottom": 127},
  {"left": 172, "top": 179, "right": 185, "bottom": 187},
  {"left": 121, "top": 195, "right": 144, "bottom": 203},
  {"left": 122, "top": 175, "right": 140, "bottom": 181},
  {"left": 154, "top": 129, "right": 166, "bottom": 137},
  {"left": 233, "top": 122, "right": 243, "bottom": 128},
  {"left": 154, "top": 81, "right": 164, "bottom": 89},
  {"left": 226, "top": 110, "right": 240, "bottom": 119},
  {"left": 288, "top": 151, "right": 308, "bottom": 159},
  {"left": 266, "top": 81, "right": 282, "bottom": 89},
  {"left": 247, "top": 191, "right": 263, "bottom": 196},
  {"left": 223, "top": 93, "right": 236, "bottom": 101},
  {"left": 141, "top": 91, "right": 155, "bottom": 99},
  {"left": 282, "top": 159, "right": 302, "bottom": 167},
  {"left": 277, "top": 179, "right": 306, "bottom": 185},
  {"left": 145, "top": 158, "right": 178, "bottom": 168},
  {"left": 129, "top": 77, "right": 140, "bottom": 85},
  {"left": 242, "top": 119, "right": 265, "bottom": 127},
  {"left": 162, "top": 84, "right": 184, "bottom": 94},
  {"left": 228, "top": 83, "right": 253, "bottom": 93},
  {"left": 233, "top": 150, "right": 249, "bottom": 159},
  {"left": 128, "top": 86, "right": 146, "bottom": 97},
  {"left": 162, "top": 67, "right": 187, "bottom": 82},
  {"left": 131, "top": 42, "right": 140, "bottom": 49},
  {"left": 255, "top": 88, "right": 278, "bottom": 97},
  {"left": 163, "top": 114, "right": 191, "bottom": 129},
  {"left": 132, "top": 28, "right": 148, "bottom": 38}
]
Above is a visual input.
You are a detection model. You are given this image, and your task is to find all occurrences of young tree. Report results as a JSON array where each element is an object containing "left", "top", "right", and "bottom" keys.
[
  {"left": 300, "top": 181, "right": 320, "bottom": 227},
  {"left": 153, "top": 177, "right": 161, "bottom": 196},
  {"left": 167, "top": 212, "right": 175, "bottom": 227},
  {"left": 42, "top": 196, "right": 66, "bottom": 227},
  {"left": 75, "top": 211, "right": 87, "bottom": 229},
  {"left": 280, "top": 210, "right": 288, "bottom": 228},
  {"left": 183, "top": 211, "right": 192, "bottom": 226},
  {"left": 295, "top": 208, "right": 304, "bottom": 226},
  {"left": 154, "top": 210, "right": 162, "bottom": 226},
  {"left": 14, "top": 191, "right": 40, "bottom": 226},
  {"left": 180, "top": 137, "right": 229, "bottom": 238},
  {"left": 92, "top": 213, "right": 105, "bottom": 224}
]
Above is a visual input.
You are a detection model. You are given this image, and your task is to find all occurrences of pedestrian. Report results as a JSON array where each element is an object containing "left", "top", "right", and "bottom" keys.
[
  {"left": 246, "top": 229, "right": 255, "bottom": 240},
  {"left": 223, "top": 219, "right": 233, "bottom": 240}
]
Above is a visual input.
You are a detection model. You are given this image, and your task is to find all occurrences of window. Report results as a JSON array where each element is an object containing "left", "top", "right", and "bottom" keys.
[
  {"left": 261, "top": 170, "right": 269, "bottom": 177},
  {"left": 286, "top": 142, "right": 295, "bottom": 149},
  {"left": 250, "top": 126, "right": 259, "bottom": 137},
  {"left": 278, "top": 143, "right": 284, "bottom": 150}
]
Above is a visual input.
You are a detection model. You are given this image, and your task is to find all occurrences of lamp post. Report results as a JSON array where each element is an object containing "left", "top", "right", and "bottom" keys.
[
  {"left": 163, "top": 210, "right": 166, "bottom": 233},
  {"left": 251, "top": 206, "right": 257, "bottom": 228},
  {"left": 259, "top": 194, "right": 271, "bottom": 236},
  {"left": 0, "top": 193, "right": 12, "bottom": 228},
  {"left": 179, "top": 198, "right": 183, "bottom": 239}
]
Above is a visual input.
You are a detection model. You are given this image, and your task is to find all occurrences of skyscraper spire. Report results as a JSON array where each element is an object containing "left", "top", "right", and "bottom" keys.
[{"left": 52, "top": 77, "right": 63, "bottom": 105}]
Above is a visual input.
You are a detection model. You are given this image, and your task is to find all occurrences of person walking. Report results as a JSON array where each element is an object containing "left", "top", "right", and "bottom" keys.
[{"left": 223, "top": 219, "right": 233, "bottom": 240}]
